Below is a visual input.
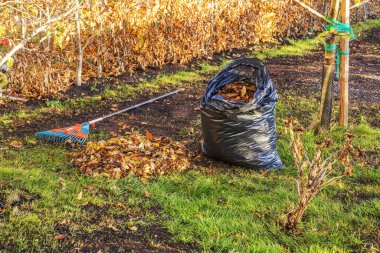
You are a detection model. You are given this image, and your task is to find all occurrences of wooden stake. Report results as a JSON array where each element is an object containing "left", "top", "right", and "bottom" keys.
[{"left": 339, "top": 0, "right": 350, "bottom": 127}]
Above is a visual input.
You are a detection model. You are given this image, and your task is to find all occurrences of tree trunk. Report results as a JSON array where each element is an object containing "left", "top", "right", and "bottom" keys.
[
  {"left": 319, "top": 0, "right": 340, "bottom": 129},
  {"left": 43, "top": 5, "right": 51, "bottom": 94},
  {"left": 97, "top": 33, "right": 103, "bottom": 78},
  {"left": 75, "top": 0, "right": 83, "bottom": 86},
  {"left": 121, "top": 23, "right": 126, "bottom": 72},
  {"left": 44, "top": 35, "right": 51, "bottom": 94},
  {"left": 363, "top": 3, "right": 368, "bottom": 20}
]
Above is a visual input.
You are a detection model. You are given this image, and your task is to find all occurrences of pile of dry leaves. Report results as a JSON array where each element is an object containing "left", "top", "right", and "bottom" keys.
[
  {"left": 71, "top": 130, "right": 190, "bottom": 180},
  {"left": 218, "top": 81, "right": 257, "bottom": 103}
]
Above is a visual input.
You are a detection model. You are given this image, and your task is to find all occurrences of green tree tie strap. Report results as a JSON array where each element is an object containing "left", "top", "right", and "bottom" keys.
[
  {"left": 335, "top": 47, "right": 350, "bottom": 79},
  {"left": 325, "top": 43, "right": 336, "bottom": 52},
  {"left": 324, "top": 43, "right": 350, "bottom": 79},
  {"left": 324, "top": 16, "right": 353, "bottom": 79},
  {"left": 325, "top": 17, "right": 355, "bottom": 39}
]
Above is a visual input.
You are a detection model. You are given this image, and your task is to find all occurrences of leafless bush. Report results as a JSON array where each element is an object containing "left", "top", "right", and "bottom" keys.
[{"left": 283, "top": 117, "right": 364, "bottom": 231}]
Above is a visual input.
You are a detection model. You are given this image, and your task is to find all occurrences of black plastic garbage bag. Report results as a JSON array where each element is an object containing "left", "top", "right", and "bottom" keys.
[{"left": 201, "top": 58, "right": 282, "bottom": 170}]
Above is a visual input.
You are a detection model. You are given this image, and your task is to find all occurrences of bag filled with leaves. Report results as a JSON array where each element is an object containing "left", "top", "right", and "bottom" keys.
[{"left": 201, "top": 58, "right": 282, "bottom": 170}]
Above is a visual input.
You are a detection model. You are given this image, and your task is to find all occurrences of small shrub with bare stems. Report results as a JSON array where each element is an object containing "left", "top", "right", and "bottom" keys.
[{"left": 283, "top": 117, "right": 364, "bottom": 232}]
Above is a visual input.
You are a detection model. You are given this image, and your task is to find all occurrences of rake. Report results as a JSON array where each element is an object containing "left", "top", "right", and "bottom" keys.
[{"left": 35, "top": 89, "right": 181, "bottom": 145}]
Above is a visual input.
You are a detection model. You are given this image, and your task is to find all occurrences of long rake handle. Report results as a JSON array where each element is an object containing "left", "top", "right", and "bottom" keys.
[{"left": 88, "top": 89, "right": 182, "bottom": 124}]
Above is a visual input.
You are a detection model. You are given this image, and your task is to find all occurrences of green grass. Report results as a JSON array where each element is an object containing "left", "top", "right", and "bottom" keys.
[
  {"left": 252, "top": 38, "right": 319, "bottom": 60},
  {"left": 1, "top": 105, "right": 379, "bottom": 251},
  {"left": 353, "top": 18, "right": 380, "bottom": 36},
  {"left": 1, "top": 18, "right": 379, "bottom": 252},
  {"left": 0, "top": 144, "right": 151, "bottom": 251},
  {"left": 252, "top": 18, "right": 380, "bottom": 60},
  {"left": 142, "top": 112, "right": 380, "bottom": 252},
  {"left": 146, "top": 168, "right": 379, "bottom": 252}
]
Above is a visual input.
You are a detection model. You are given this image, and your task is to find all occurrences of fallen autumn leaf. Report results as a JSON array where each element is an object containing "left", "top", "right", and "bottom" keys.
[{"left": 9, "top": 141, "right": 23, "bottom": 148}]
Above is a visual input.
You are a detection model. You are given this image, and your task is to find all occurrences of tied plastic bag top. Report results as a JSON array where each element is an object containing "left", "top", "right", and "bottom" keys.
[{"left": 201, "top": 58, "right": 283, "bottom": 170}]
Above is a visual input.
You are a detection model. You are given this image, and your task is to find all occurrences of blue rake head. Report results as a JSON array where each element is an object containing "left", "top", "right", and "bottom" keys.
[{"left": 35, "top": 123, "right": 90, "bottom": 145}]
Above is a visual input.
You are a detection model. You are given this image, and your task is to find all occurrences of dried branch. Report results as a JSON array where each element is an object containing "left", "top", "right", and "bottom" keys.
[
  {"left": 0, "top": 88, "right": 27, "bottom": 101},
  {"left": 293, "top": 0, "right": 333, "bottom": 23},
  {"left": 0, "top": 94, "right": 28, "bottom": 102},
  {"left": 0, "top": 1, "right": 23, "bottom": 7},
  {"left": 283, "top": 117, "right": 363, "bottom": 231},
  {"left": 350, "top": 0, "right": 370, "bottom": 9},
  {"left": 3, "top": 4, "right": 33, "bottom": 17},
  {"left": 0, "top": 4, "right": 79, "bottom": 68}
]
